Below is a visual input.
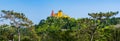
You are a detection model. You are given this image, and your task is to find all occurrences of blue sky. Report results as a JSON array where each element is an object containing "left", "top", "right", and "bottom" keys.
[{"left": 0, "top": 0, "right": 120, "bottom": 24}]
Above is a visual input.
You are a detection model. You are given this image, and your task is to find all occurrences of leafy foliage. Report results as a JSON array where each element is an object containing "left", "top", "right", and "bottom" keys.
[{"left": 1, "top": 10, "right": 120, "bottom": 41}]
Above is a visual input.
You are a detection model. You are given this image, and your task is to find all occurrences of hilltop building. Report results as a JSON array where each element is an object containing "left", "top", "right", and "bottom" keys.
[{"left": 51, "top": 10, "right": 69, "bottom": 18}]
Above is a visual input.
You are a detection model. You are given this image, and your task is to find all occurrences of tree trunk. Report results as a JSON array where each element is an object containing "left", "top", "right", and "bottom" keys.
[
  {"left": 18, "top": 29, "right": 20, "bottom": 41},
  {"left": 13, "top": 39, "right": 14, "bottom": 41},
  {"left": 90, "top": 34, "right": 94, "bottom": 41},
  {"left": 9, "top": 40, "right": 12, "bottom": 41}
]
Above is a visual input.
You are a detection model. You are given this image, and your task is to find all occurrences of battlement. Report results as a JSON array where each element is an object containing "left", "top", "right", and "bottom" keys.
[{"left": 51, "top": 10, "right": 69, "bottom": 18}]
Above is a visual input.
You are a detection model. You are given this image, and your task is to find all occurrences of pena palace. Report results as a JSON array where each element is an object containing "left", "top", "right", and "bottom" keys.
[{"left": 51, "top": 10, "right": 69, "bottom": 18}]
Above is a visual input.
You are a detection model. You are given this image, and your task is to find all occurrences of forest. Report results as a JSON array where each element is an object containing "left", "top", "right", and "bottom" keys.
[{"left": 0, "top": 10, "right": 120, "bottom": 41}]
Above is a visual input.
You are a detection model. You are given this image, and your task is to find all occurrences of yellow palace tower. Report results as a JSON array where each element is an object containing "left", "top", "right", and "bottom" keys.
[{"left": 51, "top": 10, "right": 69, "bottom": 18}]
